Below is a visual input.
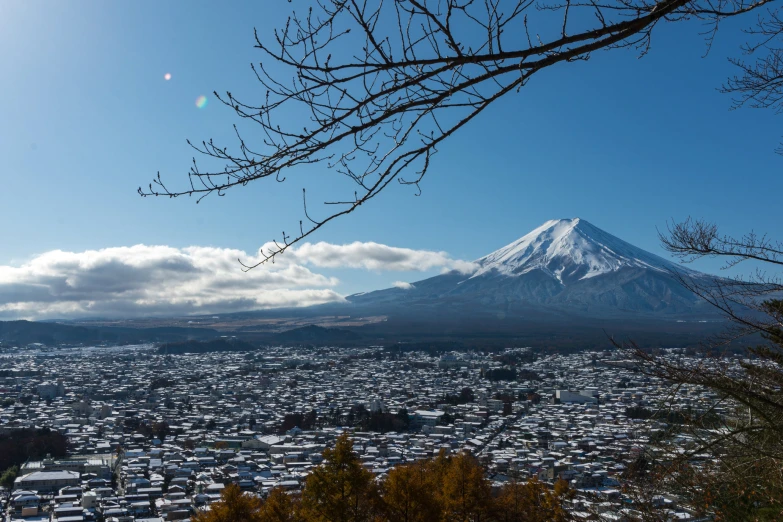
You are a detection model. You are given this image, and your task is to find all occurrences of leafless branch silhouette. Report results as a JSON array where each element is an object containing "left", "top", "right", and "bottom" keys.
[{"left": 140, "top": 0, "right": 779, "bottom": 268}]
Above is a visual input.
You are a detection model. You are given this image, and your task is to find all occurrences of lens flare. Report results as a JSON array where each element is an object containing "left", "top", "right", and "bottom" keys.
[
  {"left": 195, "top": 95, "right": 208, "bottom": 109},
  {"left": 164, "top": 73, "right": 172, "bottom": 81}
]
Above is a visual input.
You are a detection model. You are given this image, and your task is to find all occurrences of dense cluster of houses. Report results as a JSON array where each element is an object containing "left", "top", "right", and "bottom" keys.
[{"left": 0, "top": 343, "right": 726, "bottom": 521}]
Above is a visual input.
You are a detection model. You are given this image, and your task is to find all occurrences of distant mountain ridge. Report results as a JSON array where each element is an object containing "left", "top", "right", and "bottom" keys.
[
  {"left": 0, "top": 320, "right": 220, "bottom": 346},
  {"left": 3, "top": 219, "right": 725, "bottom": 350},
  {"left": 347, "top": 218, "right": 714, "bottom": 319},
  {"left": 272, "top": 325, "right": 362, "bottom": 345}
]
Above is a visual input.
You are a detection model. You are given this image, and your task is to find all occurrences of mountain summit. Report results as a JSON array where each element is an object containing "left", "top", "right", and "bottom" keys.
[
  {"left": 348, "top": 218, "right": 712, "bottom": 319},
  {"left": 472, "top": 218, "right": 693, "bottom": 284}
]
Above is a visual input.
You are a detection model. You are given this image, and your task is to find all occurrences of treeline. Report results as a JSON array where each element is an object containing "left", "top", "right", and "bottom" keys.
[
  {"left": 194, "top": 433, "right": 571, "bottom": 522},
  {"left": 443, "top": 387, "right": 475, "bottom": 406},
  {"left": 278, "top": 407, "right": 411, "bottom": 434},
  {"left": 625, "top": 406, "right": 722, "bottom": 428},
  {"left": 158, "top": 339, "right": 257, "bottom": 354},
  {"left": 485, "top": 368, "right": 516, "bottom": 381},
  {"left": 125, "top": 419, "right": 172, "bottom": 441},
  {"left": 0, "top": 319, "right": 220, "bottom": 346},
  {"left": 482, "top": 368, "right": 541, "bottom": 382},
  {"left": 348, "top": 406, "right": 410, "bottom": 433},
  {"left": 384, "top": 341, "right": 472, "bottom": 356},
  {"left": 0, "top": 428, "right": 68, "bottom": 481},
  {"left": 271, "top": 325, "right": 362, "bottom": 346},
  {"left": 279, "top": 411, "right": 319, "bottom": 433}
]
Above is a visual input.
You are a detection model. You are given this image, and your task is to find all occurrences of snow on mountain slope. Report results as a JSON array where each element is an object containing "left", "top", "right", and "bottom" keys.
[
  {"left": 472, "top": 218, "right": 691, "bottom": 285},
  {"left": 346, "top": 218, "right": 714, "bottom": 319}
]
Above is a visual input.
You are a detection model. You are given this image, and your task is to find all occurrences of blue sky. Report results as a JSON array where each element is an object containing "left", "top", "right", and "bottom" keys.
[{"left": 0, "top": 1, "right": 780, "bottom": 317}]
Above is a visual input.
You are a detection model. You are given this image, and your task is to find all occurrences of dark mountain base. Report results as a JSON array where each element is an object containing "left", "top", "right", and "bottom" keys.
[
  {"left": 0, "top": 320, "right": 219, "bottom": 346},
  {"left": 350, "top": 313, "right": 730, "bottom": 351},
  {"left": 1, "top": 310, "right": 733, "bottom": 353}
]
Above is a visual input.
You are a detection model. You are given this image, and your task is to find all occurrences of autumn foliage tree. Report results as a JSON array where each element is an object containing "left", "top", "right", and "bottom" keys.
[
  {"left": 379, "top": 459, "right": 442, "bottom": 522},
  {"left": 192, "top": 483, "right": 265, "bottom": 522},
  {"left": 300, "top": 433, "right": 379, "bottom": 522},
  {"left": 440, "top": 452, "right": 493, "bottom": 521},
  {"left": 492, "top": 478, "right": 571, "bottom": 522},
  {"left": 259, "top": 487, "right": 304, "bottom": 522},
  {"left": 193, "top": 436, "right": 572, "bottom": 522}
]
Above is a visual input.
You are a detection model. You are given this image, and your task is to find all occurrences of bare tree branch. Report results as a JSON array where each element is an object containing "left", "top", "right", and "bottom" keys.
[
  {"left": 140, "top": 0, "right": 780, "bottom": 267},
  {"left": 615, "top": 218, "right": 783, "bottom": 517}
]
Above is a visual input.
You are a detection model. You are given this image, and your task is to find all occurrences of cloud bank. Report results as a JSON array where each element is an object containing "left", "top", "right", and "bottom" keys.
[
  {"left": 282, "top": 241, "right": 477, "bottom": 274},
  {"left": 0, "top": 242, "right": 475, "bottom": 319}
]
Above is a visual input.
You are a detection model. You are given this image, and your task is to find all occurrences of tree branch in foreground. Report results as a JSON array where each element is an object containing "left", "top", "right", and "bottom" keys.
[{"left": 140, "top": 0, "right": 778, "bottom": 268}]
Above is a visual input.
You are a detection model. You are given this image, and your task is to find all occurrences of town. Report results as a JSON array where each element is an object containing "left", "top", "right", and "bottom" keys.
[{"left": 0, "top": 342, "right": 727, "bottom": 521}]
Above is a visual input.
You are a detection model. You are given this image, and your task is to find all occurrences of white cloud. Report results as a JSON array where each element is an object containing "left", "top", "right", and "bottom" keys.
[
  {"left": 392, "top": 281, "right": 414, "bottom": 290},
  {"left": 276, "top": 241, "right": 477, "bottom": 273},
  {"left": 0, "top": 241, "right": 475, "bottom": 320},
  {"left": 0, "top": 245, "right": 342, "bottom": 319}
]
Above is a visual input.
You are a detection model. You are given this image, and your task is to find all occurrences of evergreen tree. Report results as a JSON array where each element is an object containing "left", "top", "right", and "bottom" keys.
[
  {"left": 492, "top": 478, "right": 570, "bottom": 522},
  {"left": 380, "top": 461, "right": 441, "bottom": 522},
  {"left": 440, "top": 452, "right": 492, "bottom": 522},
  {"left": 193, "top": 445, "right": 579, "bottom": 522},
  {"left": 301, "top": 433, "right": 378, "bottom": 522},
  {"left": 0, "top": 466, "right": 18, "bottom": 489},
  {"left": 192, "top": 483, "right": 264, "bottom": 522},
  {"left": 259, "top": 488, "right": 303, "bottom": 522}
]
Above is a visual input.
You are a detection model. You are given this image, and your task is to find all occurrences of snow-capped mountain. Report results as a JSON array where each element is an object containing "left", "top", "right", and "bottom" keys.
[
  {"left": 348, "top": 218, "right": 713, "bottom": 319},
  {"left": 472, "top": 218, "right": 695, "bottom": 283}
]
